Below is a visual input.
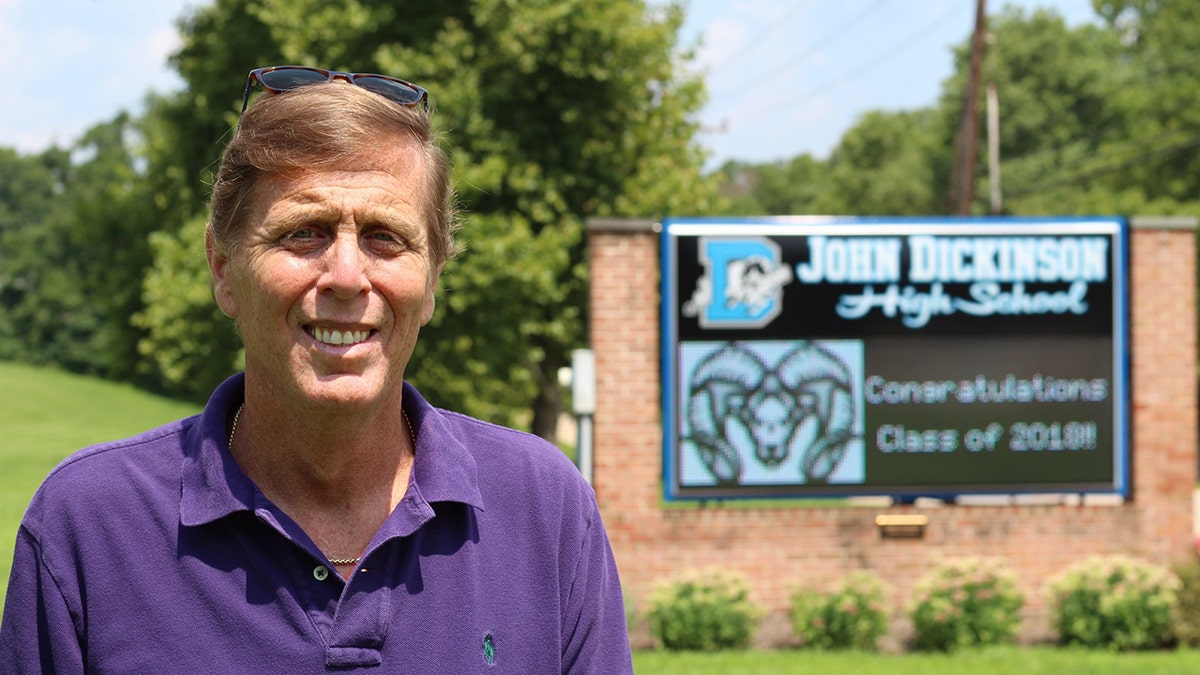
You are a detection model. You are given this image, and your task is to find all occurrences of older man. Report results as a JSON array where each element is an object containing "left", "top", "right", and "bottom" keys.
[{"left": 0, "top": 66, "right": 633, "bottom": 674}]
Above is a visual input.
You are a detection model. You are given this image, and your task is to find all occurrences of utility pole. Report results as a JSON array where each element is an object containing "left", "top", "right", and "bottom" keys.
[
  {"left": 987, "top": 82, "right": 1002, "bottom": 214},
  {"left": 950, "top": 0, "right": 988, "bottom": 215}
]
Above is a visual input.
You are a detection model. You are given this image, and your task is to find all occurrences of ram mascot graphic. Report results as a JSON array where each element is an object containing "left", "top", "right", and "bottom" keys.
[{"left": 685, "top": 342, "right": 857, "bottom": 485}]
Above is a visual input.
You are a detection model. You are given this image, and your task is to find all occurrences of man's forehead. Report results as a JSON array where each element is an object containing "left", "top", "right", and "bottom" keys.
[{"left": 266, "top": 163, "right": 425, "bottom": 201}]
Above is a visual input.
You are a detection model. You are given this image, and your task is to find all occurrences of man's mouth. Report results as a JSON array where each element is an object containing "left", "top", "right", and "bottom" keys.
[{"left": 307, "top": 326, "right": 372, "bottom": 346}]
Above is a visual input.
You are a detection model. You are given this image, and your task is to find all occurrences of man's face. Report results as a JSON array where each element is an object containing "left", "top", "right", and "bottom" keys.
[{"left": 208, "top": 140, "right": 439, "bottom": 411}]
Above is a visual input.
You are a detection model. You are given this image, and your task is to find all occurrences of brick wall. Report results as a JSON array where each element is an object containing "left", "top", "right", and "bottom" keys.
[{"left": 588, "top": 218, "right": 1198, "bottom": 645}]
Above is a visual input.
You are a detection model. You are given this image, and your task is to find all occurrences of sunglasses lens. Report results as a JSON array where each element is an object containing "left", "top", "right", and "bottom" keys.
[
  {"left": 257, "top": 67, "right": 330, "bottom": 93},
  {"left": 355, "top": 76, "right": 424, "bottom": 106},
  {"left": 244, "top": 67, "right": 428, "bottom": 117}
]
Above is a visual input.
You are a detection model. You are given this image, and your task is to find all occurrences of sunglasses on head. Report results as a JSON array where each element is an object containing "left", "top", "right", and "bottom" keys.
[{"left": 240, "top": 66, "right": 429, "bottom": 115}]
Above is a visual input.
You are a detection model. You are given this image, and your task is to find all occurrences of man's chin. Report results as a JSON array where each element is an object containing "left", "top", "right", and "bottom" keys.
[{"left": 297, "top": 372, "right": 400, "bottom": 408}]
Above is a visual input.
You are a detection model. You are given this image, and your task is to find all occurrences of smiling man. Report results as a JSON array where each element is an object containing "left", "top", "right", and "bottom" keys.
[{"left": 0, "top": 66, "right": 633, "bottom": 674}]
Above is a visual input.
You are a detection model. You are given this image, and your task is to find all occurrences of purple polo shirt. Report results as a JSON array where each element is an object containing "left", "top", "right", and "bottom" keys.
[{"left": 0, "top": 374, "right": 633, "bottom": 673}]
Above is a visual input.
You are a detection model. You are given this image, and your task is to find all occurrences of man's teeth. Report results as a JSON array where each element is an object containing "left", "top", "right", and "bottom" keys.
[{"left": 310, "top": 327, "right": 370, "bottom": 346}]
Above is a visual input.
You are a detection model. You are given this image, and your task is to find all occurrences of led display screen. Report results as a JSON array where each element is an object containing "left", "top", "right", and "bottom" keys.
[{"left": 661, "top": 217, "right": 1129, "bottom": 500}]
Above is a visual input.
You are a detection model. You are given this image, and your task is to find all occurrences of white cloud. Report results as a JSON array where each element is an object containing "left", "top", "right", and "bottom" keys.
[{"left": 0, "top": 0, "right": 195, "bottom": 153}]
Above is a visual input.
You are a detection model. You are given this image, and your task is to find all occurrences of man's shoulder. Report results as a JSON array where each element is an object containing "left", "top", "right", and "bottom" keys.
[
  {"left": 431, "top": 407, "right": 592, "bottom": 499},
  {"left": 48, "top": 416, "right": 196, "bottom": 479},
  {"left": 436, "top": 408, "right": 552, "bottom": 446},
  {"left": 436, "top": 409, "right": 575, "bottom": 468},
  {"left": 23, "top": 416, "right": 199, "bottom": 529}
]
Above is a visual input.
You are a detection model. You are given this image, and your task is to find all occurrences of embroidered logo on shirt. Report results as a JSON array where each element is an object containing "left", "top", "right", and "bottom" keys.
[{"left": 482, "top": 630, "right": 496, "bottom": 666}]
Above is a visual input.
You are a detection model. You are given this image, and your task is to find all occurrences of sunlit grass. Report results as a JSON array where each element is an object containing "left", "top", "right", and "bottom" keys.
[{"left": 633, "top": 645, "right": 1200, "bottom": 674}]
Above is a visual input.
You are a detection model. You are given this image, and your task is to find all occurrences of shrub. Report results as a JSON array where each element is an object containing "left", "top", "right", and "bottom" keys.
[
  {"left": 791, "top": 571, "right": 891, "bottom": 650},
  {"left": 645, "top": 566, "right": 762, "bottom": 651},
  {"left": 1172, "top": 557, "right": 1200, "bottom": 647},
  {"left": 1045, "top": 555, "right": 1180, "bottom": 650},
  {"left": 907, "top": 556, "right": 1024, "bottom": 651}
]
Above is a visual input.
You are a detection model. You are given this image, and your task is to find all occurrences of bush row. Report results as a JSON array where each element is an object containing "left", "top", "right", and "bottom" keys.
[{"left": 642, "top": 554, "right": 1200, "bottom": 652}]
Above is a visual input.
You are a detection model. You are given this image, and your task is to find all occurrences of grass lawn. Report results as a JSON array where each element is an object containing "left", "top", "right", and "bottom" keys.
[
  {"left": 0, "top": 361, "right": 200, "bottom": 610},
  {"left": 633, "top": 645, "right": 1200, "bottom": 674}
]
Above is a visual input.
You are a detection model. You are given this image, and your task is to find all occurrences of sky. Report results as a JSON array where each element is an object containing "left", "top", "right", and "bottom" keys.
[{"left": 0, "top": 0, "right": 1100, "bottom": 167}]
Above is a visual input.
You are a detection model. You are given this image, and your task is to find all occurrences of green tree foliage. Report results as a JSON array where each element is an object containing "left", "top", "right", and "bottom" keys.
[
  {"left": 121, "top": 1, "right": 290, "bottom": 400},
  {"left": 714, "top": 154, "right": 829, "bottom": 216},
  {"left": 134, "top": 214, "right": 243, "bottom": 400},
  {"left": 141, "top": 0, "right": 717, "bottom": 429},
  {"left": 0, "top": 147, "right": 67, "bottom": 358},
  {"left": 1087, "top": 1, "right": 1200, "bottom": 208},
  {"left": 965, "top": 7, "right": 1130, "bottom": 213},
  {"left": 14, "top": 0, "right": 1200, "bottom": 410},
  {"left": 0, "top": 146, "right": 94, "bottom": 370},
  {"left": 819, "top": 109, "right": 943, "bottom": 215},
  {"left": 715, "top": 108, "right": 944, "bottom": 217},
  {"left": 0, "top": 147, "right": 64, "bottom": 233},
  {"left": 151, "top": 0, "right": 286, "bottom": 226},
  {"left": 0, "top": 116, "right": 163, "bottom": 383},
  {"left": 387, "top": 0, "right": 716, "bottom": 432}
]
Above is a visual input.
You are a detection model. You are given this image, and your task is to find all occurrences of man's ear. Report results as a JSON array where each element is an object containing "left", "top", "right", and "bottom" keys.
[
  {"left": 421, "top": 263, "right": 443, "bottom": 325},
  {"left": 207, "top": 226, "right": 239, "bottom": 318}
]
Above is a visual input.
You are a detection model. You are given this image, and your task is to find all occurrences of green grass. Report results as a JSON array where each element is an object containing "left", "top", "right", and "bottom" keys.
[
  {"left": 0, "top": 361, "right": 200, "bottom": 610},
  {"left": 633, "top": 646, "right": 1200, "bottom": 674}
]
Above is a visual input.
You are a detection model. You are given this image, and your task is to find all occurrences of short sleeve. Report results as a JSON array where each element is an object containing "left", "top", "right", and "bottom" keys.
[
  {"left": 560, "top": 497, "right": 634, "bottom": 675},
  {"left": 0, "top": 525, "right": 85, "bottom": 675}
]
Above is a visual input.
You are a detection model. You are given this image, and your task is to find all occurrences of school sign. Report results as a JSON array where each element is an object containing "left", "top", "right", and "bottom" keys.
[{"left": 660, "top": 217, "right": 1129, "bottom": 500}]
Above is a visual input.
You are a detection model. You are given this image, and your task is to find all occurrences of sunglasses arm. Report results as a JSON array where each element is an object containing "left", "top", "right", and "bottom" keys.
[{"left": 240, "top": 77, "right": 255, "bottom": 115}]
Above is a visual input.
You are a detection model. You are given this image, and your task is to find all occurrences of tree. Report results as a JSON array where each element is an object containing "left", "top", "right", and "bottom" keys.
[
  {"left": 958, "top": 6, "right": 1130, "bottom": 213},
  {"left": 139, "top": 0, "right": 718, "bottom": 434},
  {"left": 713, "top": 5, "right": 1138, "bottom": 218},
  {"left": 134, "top": 214, "right": 243, "bottom": 400},
  {"left": 714, "top": 155, "right": 830, "bottom": 216},
  {"left": 818, "top": 109, "right": 943, "bottom": 215},
  {"left": 0, "top": 145, "right": 78, "bottom": 367},
  {"left": 1084, "top": 0, "right": 1200, "bottom": 208},
  {"left": 0, "top": 115, "right": 164, "bottom": 383}
]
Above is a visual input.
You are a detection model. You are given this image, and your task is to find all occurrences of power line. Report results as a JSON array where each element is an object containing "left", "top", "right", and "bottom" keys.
[
  {"left": 709, "top": 0, "right": 816, "bottom": 76},
  {"left": 1002, "top": 134, "right": 1200, "bottom": 201},
  {"left": 999, "top": 128, "right": 1184, "bottom": 180},
  {"left": 721, "top": 2, "right": 971, "bottom": 126},
  {"left": 712, "top": 0, "right": 891, "bottom": 99}
]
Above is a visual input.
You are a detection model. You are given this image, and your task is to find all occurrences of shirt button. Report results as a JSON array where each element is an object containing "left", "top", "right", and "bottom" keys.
[{"left": 313, "top": 566, "right": 330, "bottom": 581}]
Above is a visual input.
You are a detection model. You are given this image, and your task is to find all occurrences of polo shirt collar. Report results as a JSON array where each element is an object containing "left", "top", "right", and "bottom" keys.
[
  {"left": 400, "top": 381, "right": 486, "bottom": 510},
  {"left": 180, "top": 374, "right": 485, "bottom": 528}
]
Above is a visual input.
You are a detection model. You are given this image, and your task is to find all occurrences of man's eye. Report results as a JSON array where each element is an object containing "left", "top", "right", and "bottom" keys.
[
  {"left": 369, "top": 226, "right": 411, "bottom": 243},
  {"left": 366, "top": 230, "right": 410, "bottom": 253},
  {"left": 278, "top": 227, "right": 326, "bottom": 251}
]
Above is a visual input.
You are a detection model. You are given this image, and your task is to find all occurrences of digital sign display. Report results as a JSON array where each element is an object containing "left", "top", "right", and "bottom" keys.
[{"left": 661, "top": 217, "right": 1129, "bottom": 500}]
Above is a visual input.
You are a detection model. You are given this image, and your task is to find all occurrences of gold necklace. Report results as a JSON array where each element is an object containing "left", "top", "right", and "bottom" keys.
[
  {"left": 228, "top": 403, "right": 244, "bottom": 449},
  {"left": 226, "top": 402, "right": 418, "bottom": 567},
  {"left": 227, "top": 404, "right": 418, "bottom": 451}
]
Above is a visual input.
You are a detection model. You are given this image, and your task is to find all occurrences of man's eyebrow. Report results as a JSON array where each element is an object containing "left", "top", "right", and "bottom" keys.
[
  {"left": 263, "top": 199, "right": 340, "bottom": 229},
  {"left": 354, "top": 203, "right": 421, "bottom": 228}
]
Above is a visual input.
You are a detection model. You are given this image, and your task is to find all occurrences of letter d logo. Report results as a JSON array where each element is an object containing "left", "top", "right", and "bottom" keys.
[{"left": 696, "top": 237, "right": 792, "bottom": 328}]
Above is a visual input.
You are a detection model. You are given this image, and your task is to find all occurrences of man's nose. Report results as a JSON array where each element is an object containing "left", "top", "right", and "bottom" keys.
[{"left": 319, "top": 232, "right": 370, "bottom": 298}]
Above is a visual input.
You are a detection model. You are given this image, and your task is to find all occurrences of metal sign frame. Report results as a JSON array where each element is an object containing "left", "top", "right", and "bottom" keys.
[{"left": 661, "top": 216, "right": 1130, "bottom": 501}]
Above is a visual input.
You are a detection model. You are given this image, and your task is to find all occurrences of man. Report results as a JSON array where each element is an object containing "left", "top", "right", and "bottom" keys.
[{"left": 0, "top": 66, "right": 633, "bottom": 673}]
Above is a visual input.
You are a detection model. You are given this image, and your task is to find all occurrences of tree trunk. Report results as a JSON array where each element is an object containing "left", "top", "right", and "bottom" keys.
[{"left": 530, "top": 354, "right": 564, "bottom": 442}]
